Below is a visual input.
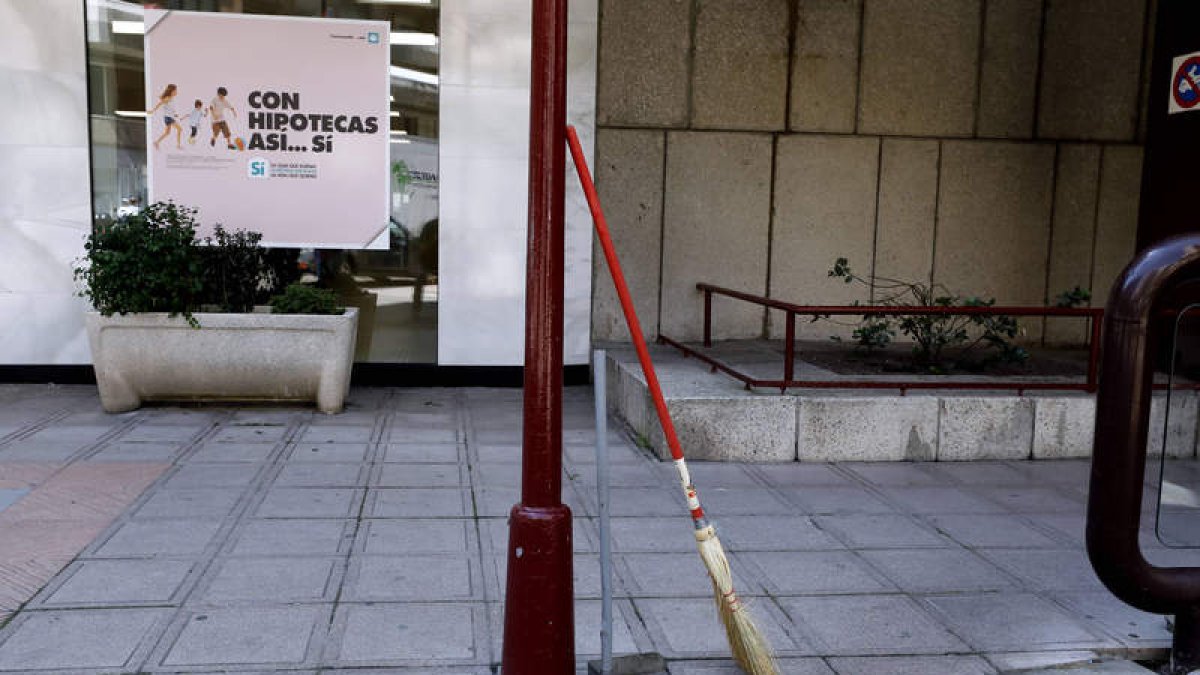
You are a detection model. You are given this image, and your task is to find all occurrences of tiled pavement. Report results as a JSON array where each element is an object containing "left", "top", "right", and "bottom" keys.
[{"left": 0, "top": 384, "right": 1193, "bottom": 674}]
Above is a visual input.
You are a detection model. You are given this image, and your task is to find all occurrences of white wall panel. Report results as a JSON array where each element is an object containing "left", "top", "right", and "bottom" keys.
[
  {"left": 0, "top": 0, "right": 90, "bottom": 365},
  {"left": 438, "top": 0, "right": 597, "bottom": 365}
]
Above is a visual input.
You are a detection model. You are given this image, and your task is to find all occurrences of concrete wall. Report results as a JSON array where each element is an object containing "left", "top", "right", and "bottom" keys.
[{"left": 592, "top": 0, "right": 1153, "bottom": 343}]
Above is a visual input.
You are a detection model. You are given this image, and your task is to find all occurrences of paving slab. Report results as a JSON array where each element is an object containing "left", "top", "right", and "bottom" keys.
[
  {"left": 196, "top": 556, "right": 341, "bottom": 604},
  {"left": 331, "top": 603, "right": 479, "bottom": 663},
  {"left": 161, "top": 606, "right": 324, "bottom": 667},
  {"left": 226, "top": 518, "right": 356, "bottom": 556},
  {"left": 779, "top": 595, "right": 967, "bottom": 656},
  {"left": 0, "top": 608, "right": 168, "bottom": 670},
  {"left": 826, "top": 655, "right": 997, "bottom": 674},
  {"left": 923, "top": 593, "right": 1108, "bottom": 652},
  {"left": 40, "top": 558, "right": 195, "bottom": 606}
]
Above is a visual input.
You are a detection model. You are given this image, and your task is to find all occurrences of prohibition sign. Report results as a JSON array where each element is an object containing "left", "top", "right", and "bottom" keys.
[{"left": 1174, "top": 56, "right": 1200, "bottom": 110}]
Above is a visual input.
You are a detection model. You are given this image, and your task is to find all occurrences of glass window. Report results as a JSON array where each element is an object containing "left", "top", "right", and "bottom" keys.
[{"left": 85, "top": 0, "right": 440, "bottom": 363}]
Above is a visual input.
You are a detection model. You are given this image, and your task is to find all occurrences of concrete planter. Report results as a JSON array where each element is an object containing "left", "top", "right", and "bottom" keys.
[{"left": 85, "top": 308, "right": 358, "bottom": 414}]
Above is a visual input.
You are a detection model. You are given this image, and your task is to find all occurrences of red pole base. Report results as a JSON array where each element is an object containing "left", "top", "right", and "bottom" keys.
[{"left": 501, "top": 503, "right": 575, "bottom": 674}]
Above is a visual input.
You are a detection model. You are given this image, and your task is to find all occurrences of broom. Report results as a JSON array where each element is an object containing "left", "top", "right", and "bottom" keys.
[{"left": 566, "top": 125, "right": 778, "bottom": 675}]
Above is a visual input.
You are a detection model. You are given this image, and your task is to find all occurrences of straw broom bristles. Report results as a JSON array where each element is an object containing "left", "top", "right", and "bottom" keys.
[
  {"left": 677, "top": 460, "right": 778, "bottom": 675},
  {"left": 696, "top": 525, "right": 777, "bottom": 675}
]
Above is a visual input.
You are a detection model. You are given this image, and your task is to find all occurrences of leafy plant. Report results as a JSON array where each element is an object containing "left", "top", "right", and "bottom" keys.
[
  {"left": 269, "top": 284, "right": 343, "bottom": 315},
  {"left": 826, "top": 258, "right": 1029, "bottom": 371},
  {"left": 74, "top": 202, "right": 205, "bottom": 325},
  {"left": 199, "top": 225, "right": 265, "bottom": 313},
  {"left": 1055, "top": 285, "right": 1091, "bottom": 308},
  {"left": 76, "top": 202, "right": 321, "bottom": 323}
]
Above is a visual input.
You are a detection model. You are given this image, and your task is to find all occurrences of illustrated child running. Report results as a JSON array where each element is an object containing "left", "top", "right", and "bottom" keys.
[
  {"left": 147, "top": 84, "right": 183, "bottom": 150},
  {"left": 186, "top": 100, "right": 207, "bottom": 144},
  {"left": 208, "top": 86, "right": 237, "bottom": 150}
]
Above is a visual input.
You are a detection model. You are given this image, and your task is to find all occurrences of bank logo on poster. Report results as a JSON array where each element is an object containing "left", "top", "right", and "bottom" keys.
[
  {"left": 144, "top": 10, "right": 391, "bottom": 248},
  {"left": 247, "top": 157, "right": 269, "bottom": 178}
]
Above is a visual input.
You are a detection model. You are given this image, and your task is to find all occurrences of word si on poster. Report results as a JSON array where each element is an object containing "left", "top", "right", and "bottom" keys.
[{"left": 144, "top": 10, "right": 390, "bottom": 249}]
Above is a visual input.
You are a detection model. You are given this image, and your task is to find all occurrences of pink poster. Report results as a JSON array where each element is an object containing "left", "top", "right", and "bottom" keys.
[{"left": 144, "top": 10, "right": 391, "bottom": 249}]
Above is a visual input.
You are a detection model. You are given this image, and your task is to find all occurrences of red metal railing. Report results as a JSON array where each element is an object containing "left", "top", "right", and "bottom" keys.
[{"left": 658, "top": 283, "right": 1107, "bottom": 394}]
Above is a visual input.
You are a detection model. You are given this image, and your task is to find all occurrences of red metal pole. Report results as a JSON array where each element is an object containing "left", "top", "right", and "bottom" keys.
[
  {"left": 704, "top": 289, "right": 713, "bottom": 348},
  {"left": 501, "top": 0, "right": 573, "bottom": 672},
  {"left": 784, "top": 310, "right": 795, "bottom": 384},
  {"left": 1088, "top": 311, "right": 1103, "bottom": 392}
]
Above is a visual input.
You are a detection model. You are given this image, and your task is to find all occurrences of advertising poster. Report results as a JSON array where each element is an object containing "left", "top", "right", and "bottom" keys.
[{"left": 144, "top": 10, "right": 391, "bottom": 248}]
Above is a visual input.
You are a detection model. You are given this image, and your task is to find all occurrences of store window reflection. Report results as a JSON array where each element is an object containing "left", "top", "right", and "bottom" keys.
[{"left": 85, "top": 0, "right": 439, "bottom": 363}]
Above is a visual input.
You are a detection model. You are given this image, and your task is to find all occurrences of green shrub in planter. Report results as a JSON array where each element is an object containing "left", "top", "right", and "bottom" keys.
[
  {"left": 76, "top": 201, "right": 314, "bottom": 320},
  {"left": 74, "top": 202, "right": 205, "bottom": 323},
  {"left": 199, "top": 225, "right": 266, "bottom": 313},
  {"left": 269, "top": 284, "right": 344, "bottom": 315}
]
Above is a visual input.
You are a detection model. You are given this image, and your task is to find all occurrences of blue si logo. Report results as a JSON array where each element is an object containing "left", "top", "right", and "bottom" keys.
[
  {"left": 368, "top": 32, "right": 380, "bottom": 44},
  {"left": 248, "top": 158, "right": 269, "bottom": 178}
]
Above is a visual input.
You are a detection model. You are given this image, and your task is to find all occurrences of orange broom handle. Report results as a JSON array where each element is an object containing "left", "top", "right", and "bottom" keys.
[{"left": 566, "top": 126, "right": 688, "bottom": 465}]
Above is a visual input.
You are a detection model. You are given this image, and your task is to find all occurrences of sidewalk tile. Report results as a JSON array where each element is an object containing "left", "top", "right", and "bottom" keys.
[
  {"left": 211, "top": 425, "right": 289, "bottom": 443},
  {"left": 690, "top": 488, "right": 794, "bottom": 516},
  {"left": 94, "top": 519, "right": 222, "bottom": 557},
  {"left": 376, "top": 463, "right": 465, "bottom": 488},
  {"left": 755, "top": 463, "right": 855, "bottom": 488},
  {"left": 197, "top": 557, "right": 339, "bottom": 603},
  {"left": 669, "top": 659, "right": 834, "bottom": 674},
  {"left": 922, "top": 593, "right": 1106, "bottom": 651},
  {"left": 779, "top": 595, "right": 966, "bottom": 656},
  {"left": 286, "top": 443, "right": 370, "bottom": 463},
  {"left": 858, "top": 549, "right": 1016, "bottom": 593},
  {"left": 162, "top": 606, "right": 323, "bottom": 666},
  {"left": 814, "top": 514, "right": 952, "bottom": 549},
  {"left": 925, "top": 462, "right": 1029, "bottom": 486},
  {"left": 717, "top": 515, "right": 844, "bottom": 551},
  {"left": 275, "top": 463, "right": 366, "bottom": 488},
  {"left": 746, "top": 551, "right": 892, "bottom": 595},
  {"left": 636, "top": 597, "right": 800, "bottom": 657},
  {"left": 387, "top": 427, "right": 458, "bottom": 444},
  {"left": 88, "top": 442, "right": 185, "bottom": 462},
  {"left": 0, "top": 608, "right": 166, "bottom": 670},
  {"left": 977, "top": 549, "right": 1104, "bottom": 591},
  {"left": 923, "top": 514, "right": 1061, "bottom": 548},
  {"left": 878, "top": 487, "right": 1007, "bottom": 514},
  {"left": 976, "top": 486, "right": 1086, "bottom": 513},
  {"left": 1051, "top": 591, "right": 1172, "bottom": 645},
  {"left": 23, "top": 425, "right": 114, "bottom": 443},
  {"left": 0, "top": 440, "right": 86, "bottom": 461},
  {"left": 333, "top": 603, "right": 477, "bottom": 662},
  {"left": 357, "top": 518, "right": 472, "bottom": 554},
  {"left": 343, "top": 555, "right": 475, "bottom": 601},
  {"left": 369, "top": 488, "right": 469, "bottom": 517},
  {"left": 43, "top": 559, "right": 194, "bottom": 605},
  {"left": 254, "top": 488, "right": 363, "bottom": 518},
  {"left": 780, "top": 487, "right": 896, "bottom": 515},
  {"left": 620, "top": 551, "right": 761, "bottom": 598},
  {"left": 383, "top": 442, "right": 459, "bottom": 463},
  {"left": 134, "top": 488, "right": 245, "bottom": 519},
  {"left": 841, "top": 463, "right": 943, "bottom": 486},
  {"left": 164, "top": 463, "right": 261, "bottom": 488},
  {"left": 827, "top": 655, "right": 996, "bottom": 674},
  {"left": 572, "top": 599, "right": 642, "bottom": 656},
  {"left": 298, "top": 426, "right": 374, "bottom": 444},
  {"left": 610, "top": 517, "right": 697, "bottom": 553},
  {"left": 123, "top": 424, "right": 207, "bottom": 442},
  {"left": 227, "top": 519, "right": 355, "bottom": 556},
  {"left": 188, "top": 442, "right": 277, "bottom": 463}
]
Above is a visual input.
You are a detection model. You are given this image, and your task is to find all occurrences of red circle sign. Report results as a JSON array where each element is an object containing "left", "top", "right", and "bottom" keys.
[{"left": 1174, "top": 56, "right": 1200, "bottom": 109}]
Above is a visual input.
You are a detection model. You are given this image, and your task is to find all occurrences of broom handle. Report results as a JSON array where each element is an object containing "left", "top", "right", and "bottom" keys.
[{"left": 565, "top": 127, "right": 690, "bottom": 468}]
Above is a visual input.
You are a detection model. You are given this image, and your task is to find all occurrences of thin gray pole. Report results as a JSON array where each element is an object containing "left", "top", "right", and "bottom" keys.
[{"left": 593, "top": 349, "right": 613, "bottom": 674}]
